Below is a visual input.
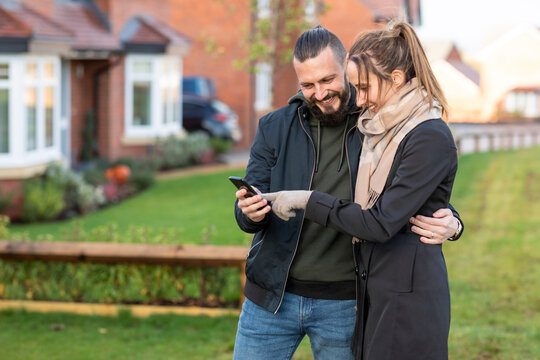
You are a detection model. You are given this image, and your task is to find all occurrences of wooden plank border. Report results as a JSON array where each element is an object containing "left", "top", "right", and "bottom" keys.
[{"left": 0, "top": 300, "right": 240, "bottom": 318}]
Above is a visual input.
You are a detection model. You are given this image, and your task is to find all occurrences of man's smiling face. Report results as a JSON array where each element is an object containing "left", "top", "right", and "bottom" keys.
[{"left": 293, "top": 46, "right": 349, "bottom": 116}]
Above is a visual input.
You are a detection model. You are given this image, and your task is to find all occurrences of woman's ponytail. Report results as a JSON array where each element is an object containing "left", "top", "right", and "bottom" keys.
[
  {"left": 349, "top": 20, "right": 449, "bottom": 120},
  {"left": 392, "top": 21, "right": 448, "bottom": 120}
]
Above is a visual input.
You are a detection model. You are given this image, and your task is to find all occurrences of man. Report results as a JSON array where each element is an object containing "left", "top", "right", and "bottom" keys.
[{"left": 233, "top": 26, "right": 463, "bottom": 360}]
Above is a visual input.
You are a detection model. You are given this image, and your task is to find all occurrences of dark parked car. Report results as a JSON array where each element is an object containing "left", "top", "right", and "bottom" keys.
[
  {"left": 182, "top": 76, "right": 216, "bottom": 99},
  {"left": 182, "top": 94, "right": 242, "bottom": 142}
]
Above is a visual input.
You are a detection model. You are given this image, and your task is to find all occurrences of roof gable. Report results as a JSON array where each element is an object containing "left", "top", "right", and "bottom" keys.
[
  {"left": 0, "top": 6, "right": 32, "bottom": 38},
  {"left": 5, "top": 3, "right": 73, "bottom": 41},
  {"left": 52, "top": 2, "right": 119, "bottom": 51},
  {"left": 119, "top": 15, "right": 191, "bottom": 54}
]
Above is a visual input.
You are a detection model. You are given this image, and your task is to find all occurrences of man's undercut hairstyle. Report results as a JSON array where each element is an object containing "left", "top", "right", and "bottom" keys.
[{"left": 293, "top": 25, "right": 347, "bottom": 66}]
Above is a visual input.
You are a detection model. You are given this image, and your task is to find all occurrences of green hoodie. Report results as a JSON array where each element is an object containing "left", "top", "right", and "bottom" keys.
[{"left": 286, "top": 90, "right": 358, "bottom": 299}]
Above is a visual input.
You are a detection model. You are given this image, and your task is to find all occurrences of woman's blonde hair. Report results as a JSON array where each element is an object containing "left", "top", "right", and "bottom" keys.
[{"left": 348, "top": 20, "right": 448, "bottom": 120}]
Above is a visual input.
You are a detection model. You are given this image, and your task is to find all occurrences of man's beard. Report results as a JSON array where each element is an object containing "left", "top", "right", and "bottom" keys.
[{"left": 305, "top": 87, "right": 350, "bottom": 126}]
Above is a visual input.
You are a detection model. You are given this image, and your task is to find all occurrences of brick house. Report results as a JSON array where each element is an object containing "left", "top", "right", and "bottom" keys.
[
  {"left": 0, "top": 0, "right": 418, "bottom": 217},
  {"left": 0, "top": 0, "right": 190, "bottom": 216},
  {"left": 170, "top": 0, "right": 419, "bottom": 145}
]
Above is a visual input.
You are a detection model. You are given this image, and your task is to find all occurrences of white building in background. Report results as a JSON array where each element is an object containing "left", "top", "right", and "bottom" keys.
[
  {"left": 424, "top": 25, "right": 540, "bottom": 123},
  {"left": 424, "top": 41, "right": 482, "bottom": 122},
  {"left": 472, "top": 24, "right": 540, "bottom": 121}
]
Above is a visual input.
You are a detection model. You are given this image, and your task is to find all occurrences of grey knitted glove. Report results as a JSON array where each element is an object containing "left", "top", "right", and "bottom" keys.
[{"left": 261, "top": 191, "right": 313, "bottom": 221}]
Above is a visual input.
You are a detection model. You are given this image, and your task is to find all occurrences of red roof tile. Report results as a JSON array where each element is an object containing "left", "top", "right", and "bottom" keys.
[
  {"left": 0, "top": 6, "right": 32, "bottom": 38},
  {"left": 10, "top": 4, "right": 73, "bottom": 40},
  {"left": 119, "top": 16, "right": 191, "bottom": 51},
  {"left": 52, "top": 3, "right": 119, "bottom": 51},
  {"left": 138, "top": 16, "right": 191, "bottom": 48},
  {"left": 448, "top": 60, "right": 481, "bottom": 86},
  {"left": 130, "top": 20, "right": 169, "bottom": 44}
]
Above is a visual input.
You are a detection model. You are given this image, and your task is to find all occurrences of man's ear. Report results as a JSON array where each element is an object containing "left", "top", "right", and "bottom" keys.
[{"left": 391, "top": 69, "right": 406, "bottom": 88}]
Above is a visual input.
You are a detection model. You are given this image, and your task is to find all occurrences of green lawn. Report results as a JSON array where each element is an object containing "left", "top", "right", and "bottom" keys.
[
  {"left": 0, "top": 309, "right": 313, "bottom": 360},
  {"left": 443, "top": 147, "right": 540, "bottom": 359},
  {"left": 8, "top": 169, "right": 251, "bottom": 246},
  {"left": 2, "top": 147, "right": 540, "bottom": 359}
]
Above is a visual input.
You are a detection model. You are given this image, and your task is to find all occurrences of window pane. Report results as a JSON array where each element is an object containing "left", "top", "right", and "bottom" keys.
[
  {"left": 163, "top": 59, "right": 169, "bottom": 74},
  {"left": 45, "top": 87, "right": 54, "bottom": 147},
  {"left": 44, "top": 62, "right": 54, "bottom": 80},
  {"left": 162, "top": 86, "right": 169, "bottom": 124},
  {"left": 171, "top": 85, "right": 179, "bottom": 123},
  {"left": 133, "top": 60, "right": 152, "bottom": 75},
  {"left": 0, "top": 89, "right": 8, "bottom": 153},
  {"left": 133, "top": 81, "right": 151, "bottom": 126},
  {"left": 255, "top": 62, "right": 272, "bottom": 111},
  {"left": 25, "top": 88, "right": 37, "bottom": 151},
  {"left": 0, "top": 64, "right": 8, "bottom": 80},
  {"left": 26, "top": 63, "right": 37, "bottom": 82}
]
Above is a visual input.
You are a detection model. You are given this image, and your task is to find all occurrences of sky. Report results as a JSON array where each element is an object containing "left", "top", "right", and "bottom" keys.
[{"left": 416, "top": 0, "right": 540, "bottom": 52}]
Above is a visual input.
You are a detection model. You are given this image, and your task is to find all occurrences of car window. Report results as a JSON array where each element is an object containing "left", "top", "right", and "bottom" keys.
[
  {"left": 183, "top": 101, "right": 205, "bottom": 113},
  {"left": 211, "top": 100, "right": 231, "bottom": 113},
  {"left": 182, "top": 79, "right": 198, "bottom": 94}
]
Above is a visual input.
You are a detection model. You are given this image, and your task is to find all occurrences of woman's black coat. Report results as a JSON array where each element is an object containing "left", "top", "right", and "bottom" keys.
[{"left": 305, "top": 118, "right": 458, "bottom": 360}]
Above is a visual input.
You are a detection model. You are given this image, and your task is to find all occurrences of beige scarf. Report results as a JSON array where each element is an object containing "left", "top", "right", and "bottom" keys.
[{"left": 353, "top": 78, "right": 442, "bottom": 241}]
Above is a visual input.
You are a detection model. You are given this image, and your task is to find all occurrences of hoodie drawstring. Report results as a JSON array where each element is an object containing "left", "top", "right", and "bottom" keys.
[
  {"left": 315, "top": 120, "right": 321, "bottom": 173},
  {"left": 337, "top": 118, "right": 348, "bottom": 172},
  {"left": 314, "top": 118, "right": 350, "bottom": 173}
]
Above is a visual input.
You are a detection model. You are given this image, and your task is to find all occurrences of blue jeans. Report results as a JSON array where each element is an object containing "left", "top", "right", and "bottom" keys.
[{"left": 233, "top": 292, "right": 356, "bottom": 360}]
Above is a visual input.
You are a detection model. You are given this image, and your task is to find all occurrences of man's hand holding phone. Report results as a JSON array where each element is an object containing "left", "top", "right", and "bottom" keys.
[{"left": 230, "top": 176, "right": 271, "bottom": 223}]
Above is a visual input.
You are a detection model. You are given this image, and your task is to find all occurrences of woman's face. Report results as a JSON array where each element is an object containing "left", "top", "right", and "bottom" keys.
[{"left": 346, "top": 60, "right": 393, "bottom": 114}]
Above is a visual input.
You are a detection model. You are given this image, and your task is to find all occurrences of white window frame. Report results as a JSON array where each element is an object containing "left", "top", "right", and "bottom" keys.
[
  {"left": 257, "top": 0, "right": 271, "bottom": 19},
  {"left": 0, "top": 55, "right": 62, "bottom": 169},
  {"left": 124, "top": 55, "right": 181, "bottom": 139},
  {"left": 504, "top": 90, "right": 540, "bottom": 118},
  {"left": 254, "top": 62, "right": 273, "bottom": 112},
  {"left": 305, "top": 0, "right": 317, "bottom": 23},
  {"left": 0, "top": 62, "right": 10, "bottom": 155}
]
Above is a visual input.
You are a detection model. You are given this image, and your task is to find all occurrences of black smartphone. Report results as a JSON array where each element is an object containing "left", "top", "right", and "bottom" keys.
[{"left": 229, "top": 176, "right": 257, "bottom": 197}]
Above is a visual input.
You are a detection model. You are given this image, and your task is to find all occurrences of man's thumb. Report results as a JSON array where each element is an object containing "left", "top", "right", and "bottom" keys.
[
  {"left": 433, "top": 208, "right": 450, "bottom": 218},
  {"left": 261, "top": 192, "right": 278, "bottom": 201}
]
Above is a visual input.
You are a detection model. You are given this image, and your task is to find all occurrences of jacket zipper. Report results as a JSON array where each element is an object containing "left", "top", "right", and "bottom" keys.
[
  {"left": 345, "top": 119, "right": 360, "bottom": 305},
  {"left": 247, "top": 238, "right": 264, "bottom": 257},
  {"left": 273, "top": 108, "right": 317, "bottom": 314}
]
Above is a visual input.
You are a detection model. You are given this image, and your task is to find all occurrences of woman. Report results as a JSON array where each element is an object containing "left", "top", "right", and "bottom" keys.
[{"left": 262, "top": 21, "right": 458, "bottom": 359}]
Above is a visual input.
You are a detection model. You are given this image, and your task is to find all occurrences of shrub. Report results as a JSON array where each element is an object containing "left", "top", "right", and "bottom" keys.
[
  {"left": 156, "top": 132, "right": 212, "bottom": 170},
  {"left": 129, "top": 168, "right": 156, "bottom": 191},
  {"left": 0, "top": 188, "right": 13, "bottom": 214},
  {"left": 44, "top": 163, "right": 105, "bottom": 214},
  {"left": 155, "top": 135, "right": 192, "bottom": 169},
  {"left": 82, "top": 167, "right": 107, "bottom": 186},
  {"left": 210, "top": 137, "right": 233, "bottom": 155},
  {"left": 154, "top": 133, "right": 212, "bottom": 170},
  {"left": 21, "top": 179, "right": 65, "bottom": 222},
  {"left": 184, "top": 131, "right": 212, "bottom": 163}
]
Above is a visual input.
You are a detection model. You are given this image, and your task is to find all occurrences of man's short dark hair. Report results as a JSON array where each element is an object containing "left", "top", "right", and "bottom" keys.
[{"left": 293, "top": 25, "right": 347, "bottom": 66}]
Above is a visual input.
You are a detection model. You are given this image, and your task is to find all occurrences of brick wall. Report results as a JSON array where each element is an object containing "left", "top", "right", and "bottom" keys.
[
  {"left": 0, "top": 179, "right": 23, "bottom": 219},
  {"left": 104, "top": 57, "right": 148, "bottom": 160},
  {"left": 169, "top": 0, "right": 255, "bottom": 146},
  {"left": 102, "top": 0, "right": 171, "bottom": 36},
  {"left": 319, "top": 0, "right": 378, "bottom": 51},
  {"left": 70, "top": 60, "right": 102, "bottom": 164}
]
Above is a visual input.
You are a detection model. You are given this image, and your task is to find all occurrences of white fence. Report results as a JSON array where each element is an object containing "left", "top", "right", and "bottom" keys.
[{"left": 449, "top": 123, "right": 540, "bottom": 155}]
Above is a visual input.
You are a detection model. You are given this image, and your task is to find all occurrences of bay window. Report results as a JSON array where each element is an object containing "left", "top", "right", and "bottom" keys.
[
  {"left": 0, "top": 56, "right": 61, "bottom": 169},
  {"left": 124, "top": 55, "right": 181, "bottom": 139},
  {"left": 0, "top": 63, "right": 9, "bottom": 154}
]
